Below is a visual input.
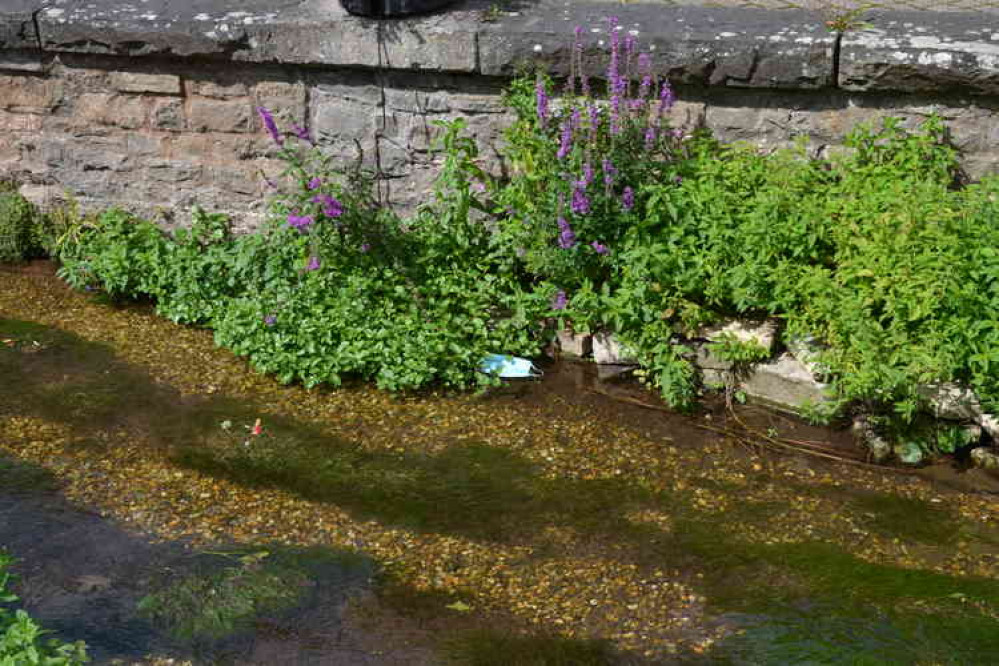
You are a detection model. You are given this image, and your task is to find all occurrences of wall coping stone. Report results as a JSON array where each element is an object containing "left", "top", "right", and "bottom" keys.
[{"left": 2, "top": 1, "right": 996, "bottom": 94}]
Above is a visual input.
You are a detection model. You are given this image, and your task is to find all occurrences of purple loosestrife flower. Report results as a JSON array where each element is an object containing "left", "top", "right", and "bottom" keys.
[
  {"left": 571, "top": 185, "right": 591, "bottom": 216},
  {"left": 557, "top": 217, "right": 577, "bottom": 249},
  {"left": 264, "top": 314, "right": 277, "bottom": 326},
  {"left": 644, "top": 127, "right": 657, "bottom": 150},
  {"left": 287, "top": 213, "right": 315, "bottom": 230},
  {"left": 591, "top": 241, "right": 610, "bottom": 255},
  {"left": 551, "top": 290, "right": 568, "bottom": 311},
  {"left": 292, "top": 123, "right": 315, "bottom": 146},
  {"left": 536, "top": 77, "right": 549, "bottom": 126},
  {"left": 580, "top": 162, "right": 594, "bottom": 187},
  {"left": 360, "top": 243, "right": 371, "bottom": 253},
  {"left": 602, "top": 158, "right": 617, "bottom": 186},
  {"left": 622, "top": 186, "right": 635, "bottom": 211},
  {"left": 638, "top": 53, "right": 653, "bottom": 99},
  {"left": 308, "top": 177, "right": 322, "bottom": 190},
  {"left": 557, "top": 120, "right": 573, "bottom": 160},
  {"left": 658, "top": 81, "right": 676, "bottom": 122},
  {"left": 257, "top": 107, "right": 283, "bottom": 146},
  {"left": 311, "top": 194, "right": 343, "bottom": 218},
  {"left": 305, "top": 255, "right": 321, "bottom": 271},
  {"left": 588, "top": 104, "right": 600, "bottom": 140}
]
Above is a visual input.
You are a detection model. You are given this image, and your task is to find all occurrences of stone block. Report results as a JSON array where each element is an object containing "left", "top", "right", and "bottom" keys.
[
  {"left": 151, "top": 98, "right": 184, "bottom": 131},
  {"left": 0, "top": 74, "right": 62, "bottom": 112},
  {"left": 74, "top": 92, "right": 148, "bottom": 130},
  {"left": 592, "top": 332, "right": 637, "bottom": 365},
  {"left": 696, "top": 318, "right": 778, "bottom": 352},
  {"left": 188, "top": 79, "right": 249, "bottom": 99},
  {"left": 0, "top": 110, "right": 41, "bottom": 132},
  {"left": 971, "top": 447, "right": 999, "bottom": 470},
  {"left": 918, "top": 383, "right": 982, "bottom": 422},
  {"left": 740, "top": 353, "right": 832, "bottom": 413},
  {"left": 840, "top": 16, "right": 999, "bottom": 95},
  {"left": 254, "top": 80, "right": 307, "bottom": 123},
  {"left": 556, "top": 330, "right": 592, "bottom": 358},
  {"left": 0, "top": 52, "right": 47, "bottom": 73},
  {"left": 110, "top": 71, "right": 181, "bottom": 95},
  {"left": 189, "top": 97, "right": 252, "bottom": 134}
]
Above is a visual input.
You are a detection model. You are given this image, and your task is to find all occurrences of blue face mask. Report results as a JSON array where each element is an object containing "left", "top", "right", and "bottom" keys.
[{"left": 480, "top": 353, "right": 543, "bottom": 379}]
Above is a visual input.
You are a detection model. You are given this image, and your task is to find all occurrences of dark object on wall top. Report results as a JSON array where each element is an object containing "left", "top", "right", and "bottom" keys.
[{"left": 340, "top": 0, "right": 459, "bottom": 17}]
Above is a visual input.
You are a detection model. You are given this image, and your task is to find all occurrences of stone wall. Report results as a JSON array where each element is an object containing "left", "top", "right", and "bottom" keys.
[{"left": 0, "top": 0, "right": 997, "bottom": 226}]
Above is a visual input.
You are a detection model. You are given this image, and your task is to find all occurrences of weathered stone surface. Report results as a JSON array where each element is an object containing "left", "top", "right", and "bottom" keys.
[
  {"left": 254, "top": 80, "right": 307, "bottom": 122},
  {"left": 970, "top": 447, "right": 999, "bottom": 470},
  {"left": 151, "top": 97, "right": 184, "bottom": 131},
  {"left": 785, "top": 334, "right": 830, "bottom": 379},
  {"left": 840, "top": 12, "right": 999, "bottom": 95},
  {"left": 592, "top": 332, "right": 637, "bottom": 365},
  {"left": 479, "top": 3, "right": 834, "bottom": 88},
  {"left": 739, "top": 352, "right": 832, "bottom": 413},
  {"left": 556, "top": 329, "right": 592, "bottom": 358},
  {"left": 0, "top": 51, "right": 47, "bottom": 73},
  {"left": 981, "top": 413, "right": 999, "bottom": 440},
  {"left": 188, "top": 97, "right": 252, "bottom": 133},
  {"left": 0, "top": 1, "right": 38, "bottom": 51},
  {"left": 74, "top": 92, "right": 149, "bottom": 129},
  {"left": 918, "top": 382, "right": 982, "bottom": 421},
  {"left": 0, "top": 74, "right": 61, "bottom": 112},
  {"left": 110, "top": 71, "right": 181, "bottom": 94},
  {"left": 696, "top": 318, "right": 778, "bottom": 351}
]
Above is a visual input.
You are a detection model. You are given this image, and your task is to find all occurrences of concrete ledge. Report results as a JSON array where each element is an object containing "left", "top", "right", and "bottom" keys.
[
  {"left": 840, "top": 10, "right": 999, "bottom": 95},
  {"left": 9, "top": 0, "right": 995, "bottom": 93}
]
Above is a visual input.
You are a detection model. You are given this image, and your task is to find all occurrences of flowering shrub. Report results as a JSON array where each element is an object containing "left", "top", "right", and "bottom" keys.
[
  {"left": 59, "top": 115, "right": 546, "bottom": 392},
  {"left": 494, "top": 18, "right": 683, "bottom": 308}
]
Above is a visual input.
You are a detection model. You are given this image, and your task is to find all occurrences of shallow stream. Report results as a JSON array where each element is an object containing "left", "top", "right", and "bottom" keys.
[{"left": 2, "top": 264, "right": 999, "bottom": 665}]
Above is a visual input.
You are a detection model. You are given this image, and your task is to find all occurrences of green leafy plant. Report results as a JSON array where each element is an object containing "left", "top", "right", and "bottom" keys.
[
  {"left": 0, "top": 552, "right": 89, "bottom": 665},
  {"left": 0, "top": 190, "right": 43, "bottom": 264}
]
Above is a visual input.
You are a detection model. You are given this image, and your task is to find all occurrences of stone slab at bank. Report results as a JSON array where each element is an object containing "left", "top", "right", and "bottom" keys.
[{"left": 0, "top": 0, "right": 997, "bottom": 226}]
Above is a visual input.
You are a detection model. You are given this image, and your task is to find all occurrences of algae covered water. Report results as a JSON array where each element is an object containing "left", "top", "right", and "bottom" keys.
[{"left": 2, "top": 266, "right": 999, "bottom": 664}]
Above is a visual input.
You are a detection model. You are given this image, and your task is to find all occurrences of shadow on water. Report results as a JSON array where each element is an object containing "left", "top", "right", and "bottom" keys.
[{"left": 4, "top": 316, "right": 999, "bottom": 664}]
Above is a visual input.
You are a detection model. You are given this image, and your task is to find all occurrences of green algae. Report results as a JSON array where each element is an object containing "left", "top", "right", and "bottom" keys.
[{"left": 137, "top": 545, "right": 372, "bottom": 644}]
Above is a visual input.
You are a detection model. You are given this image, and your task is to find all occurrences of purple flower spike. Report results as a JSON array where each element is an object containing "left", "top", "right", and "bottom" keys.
[
  {"left": 591, "top": 241, "right": 610, "bottom": 255},
  {"left": 644, "top": 127, "right": 657, "bottom": 150},
  {"left": 571, "top": 185, "right": 590, "bottom": 216},
  {"left": 287, "top": 213, "right": 315, "bottom": 230},
  {"left": 602, "top": 158, "right": 617, "bottom": 186},
  {"left": 264, "top": 314, "right": 277, "bottom": 326},
  {"left": 622, "top": 186, "right": 635, "bottom": 211},
  {"left": 360, "top": 243, "right": 371, "bottom": 253},
  {"left": 557, "top": 216, "right": 577, "bottom": 249},
  {"left": 292, "top": 123, "right": 315, "bottom": 146},
  {"left": 308, "top": 177, "right": 322, "bottom": 190},
  {"left": 581, "top": 162, "right": 594, "bottom": 187},
  {"left": 536, "top": 77, "right": 549, "bottom": 126},
  {"left": 551, "top": 289, "right": 568, "bottom": 311},
  {"left": 557, "top": 120, "right": 573, "bottom": 160},
  {"left": 311, "top": 193, "right": 343, "bottom": 218},
  {"left": 659, "top": 81, "right": 676, "bottom": 117},
  {"left": 305, "top": 255, "right": 321, "bottom": 271},
  {"left": 257, "top": 107, "right": 283, "bottom": 146}
]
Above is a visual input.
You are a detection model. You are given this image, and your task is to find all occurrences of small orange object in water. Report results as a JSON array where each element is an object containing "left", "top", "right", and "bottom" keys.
[{"left": 251, "top": 418, "right": 263, "bottom": 436}]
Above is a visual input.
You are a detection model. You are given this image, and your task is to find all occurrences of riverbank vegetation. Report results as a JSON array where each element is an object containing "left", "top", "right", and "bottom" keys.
[{"left": 3, "top": 22, "right": 998, "bottom": 461}]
